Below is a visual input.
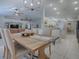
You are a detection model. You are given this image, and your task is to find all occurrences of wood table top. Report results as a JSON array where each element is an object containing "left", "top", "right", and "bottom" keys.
[{"left": 11, "top": 33, "right": 52, "bottom": 52}]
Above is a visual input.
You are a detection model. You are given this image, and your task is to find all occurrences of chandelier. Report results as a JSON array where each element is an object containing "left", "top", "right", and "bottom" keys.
[
  {"left": 24, "top": 0, "right": 41, "bottom": 11},
  {"left": 9, "top": 0, "right": 41, "bottom": 16}
]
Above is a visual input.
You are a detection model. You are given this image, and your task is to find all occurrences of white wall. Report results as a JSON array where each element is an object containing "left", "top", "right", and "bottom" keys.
[
  {"left": 0, "top": 16, "right": 5, "bottom": 28},
  {"left": 31, "top": 18, "right": 42, "bottom": 28}
]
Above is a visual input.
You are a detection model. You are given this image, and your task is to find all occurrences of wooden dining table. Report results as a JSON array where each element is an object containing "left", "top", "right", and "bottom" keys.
[{"left": 11, "top": 33, "right": 52, "bottom": 59}]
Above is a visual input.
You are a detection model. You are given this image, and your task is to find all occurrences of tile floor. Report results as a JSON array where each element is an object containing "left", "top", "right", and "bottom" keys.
[
  {"left": 50, "top": 34, "right": 79, "bottom": 59},
  {"left": 0, "top": 34, "right": 79, "bottom": 59}
]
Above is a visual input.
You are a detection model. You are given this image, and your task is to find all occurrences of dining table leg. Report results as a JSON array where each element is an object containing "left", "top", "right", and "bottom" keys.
[{"left": 38, "top": 47, "right": 48, "bottom": 59}]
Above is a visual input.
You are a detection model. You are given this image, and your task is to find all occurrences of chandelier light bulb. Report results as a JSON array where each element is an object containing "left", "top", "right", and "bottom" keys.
[
  {"left": 24, "top": 0, "right": 27, "bottom": 4},
  {"left": 30, "top": 3, "right": 33, "bottom": 6},
  {"left": 37, "top": 2, "right": 40, "bottom": 5}
]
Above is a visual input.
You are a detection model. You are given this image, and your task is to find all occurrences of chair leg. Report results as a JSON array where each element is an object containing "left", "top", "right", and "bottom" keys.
[
  {"left": 49, "top": 44, "right": 51, "bottom": 56},
  {"left": 30, "top": 53, "right": 33, "bottom": 59},
  {"left": 4, "top": 47, "right": 8, "bottom": 59},
  {"left": 3, "top": 47, "right": 5, "bottom": 58}
]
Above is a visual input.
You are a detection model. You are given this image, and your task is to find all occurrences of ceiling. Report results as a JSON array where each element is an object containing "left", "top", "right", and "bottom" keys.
[
  {"left": 45, "top": 0, "right": 79, "bottom": 19},
  {"left": 0, "top": 0, "right": 79, "bottom": 19}
]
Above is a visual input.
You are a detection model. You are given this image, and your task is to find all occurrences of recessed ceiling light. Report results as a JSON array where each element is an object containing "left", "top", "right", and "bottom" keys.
[
  {"left": 49, "top": 3, "right": 53, "bottom": 7},
  {"left": 37, "top": 2, "right": 40, "bottom": 5},
  {"left": 56, "top": 12, "right": 60, "bottom": 15},
  {"left": 59, "top": 0, "right": 63, "bottom": 3},
  {"left": 24, "top": 0, "right": 27, "bottom": 4},
  {"left": 30, "top": 3, "right": 33, "bottom": 6},
  {"left": 74, "top": 7, "right": 79, "bottom": 10},
  {"left": 53, "top": 7, "right": 57, "bottom": 11},
  {"left": 73, "top": 1, "right": 78, "bottom": 4}
]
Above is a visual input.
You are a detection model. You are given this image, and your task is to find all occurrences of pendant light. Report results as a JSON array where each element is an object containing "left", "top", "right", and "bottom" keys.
[{"left": 30, "top": 0, "right": 33, "bottom": 6}]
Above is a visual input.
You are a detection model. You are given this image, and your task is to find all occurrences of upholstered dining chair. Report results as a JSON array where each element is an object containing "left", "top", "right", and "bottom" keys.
[
  {"left": 51, "top": 29, "right": 60, "bottom": 45},
  {"left": 38, "top": 27, "right": 52, "bottom": 37},
  {"left": 37, "top": 27, "right": 52, "bottom": 57},
  {"left": 3, "top": 29, "right": 30, "bottom": 59},
  {"left": 0, "top": 28, "right": 8, "bottom": 59},
  {"left": 31, "top": 28, "right": 39, "bottom": 34}
]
